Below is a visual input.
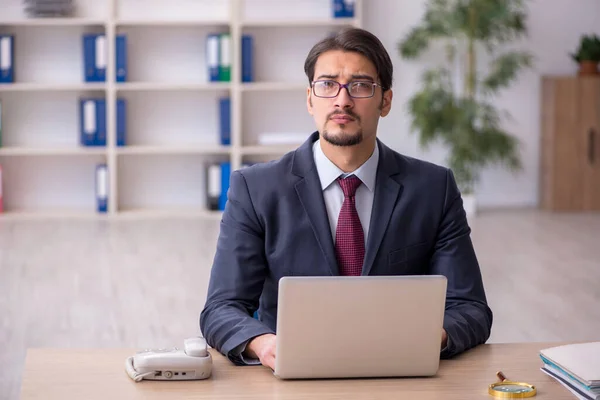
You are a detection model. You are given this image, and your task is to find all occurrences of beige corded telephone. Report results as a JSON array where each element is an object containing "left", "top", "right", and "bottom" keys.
[{"left": 125, "top": 337, "right": 212, "bottom": 382}]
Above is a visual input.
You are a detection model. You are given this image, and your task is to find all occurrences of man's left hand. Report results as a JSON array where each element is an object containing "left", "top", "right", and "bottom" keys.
[{"left": 441, "top": 329, "right": 448, "bottom": 349}]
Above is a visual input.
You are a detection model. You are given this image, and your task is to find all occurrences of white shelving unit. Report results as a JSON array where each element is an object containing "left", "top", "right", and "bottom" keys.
[{"left": 0, "top": 0, "right": 362, "bottom": 218}]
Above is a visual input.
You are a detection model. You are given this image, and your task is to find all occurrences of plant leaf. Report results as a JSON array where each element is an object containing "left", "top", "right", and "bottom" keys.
[{"left": 482, "top": 51, "right": 533, "bottom": 93}]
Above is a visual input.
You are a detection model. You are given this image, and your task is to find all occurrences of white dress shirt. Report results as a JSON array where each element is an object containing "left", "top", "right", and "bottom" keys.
[{"left": 312, "top": 139, "right": 379, "bottom": 246}]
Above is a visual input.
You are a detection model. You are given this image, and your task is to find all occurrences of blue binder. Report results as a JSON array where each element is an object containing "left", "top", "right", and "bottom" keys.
[
  {"left": 117, "top": 98, "right": 126, "bottom": 146},
  {"left": 83, "top": 34, "right": 107, "bottom": 82},
  {"left": 241, "top": 35, "right": 253, "bottom": 83},
  {"left": 0, "top": 35, "right": 15, "bottom": 84},
  {"left": 206, "top": 34, "right": 220, "bottom": 82},
  {"left": 219, "top": 162, "right": 231, "bottom": 211},
  {"left": 333, "top": 0, "right": 355, "bottom": 18},
  {"left": 95, "top": 99, "right": 106, "bottom": 146},
  {"left": 95, "top": 164, "right": 108, "bottom": 213},
  {"left": 80, "top": 99, "right": 97, "bottom": 146},
  {"left": 219, "top": 97, "right": 230, "bottom": 145},
  {"left": 79, "top": 98, "right": 106, "bottom": 146},
  {"left": 116, "top": 35, "right": 127, "bottom": 82}
]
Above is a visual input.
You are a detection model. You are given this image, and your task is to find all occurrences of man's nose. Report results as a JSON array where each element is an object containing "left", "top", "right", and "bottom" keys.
[{"left": 334, "top": 85, "right": 354, "bottom": 109}]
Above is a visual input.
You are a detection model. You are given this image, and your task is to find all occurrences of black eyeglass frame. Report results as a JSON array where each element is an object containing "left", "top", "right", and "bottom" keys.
[{"left": 310, "top": 80, "right": 383, "bottom": 99}]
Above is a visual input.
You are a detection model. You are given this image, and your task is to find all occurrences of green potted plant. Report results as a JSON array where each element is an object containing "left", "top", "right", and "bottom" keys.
[
  {"left": 398, "top": 0, "right": 532, "bottom": 217},
  {"left": 570, "top": 34, "right": 600, "bottom": 76}
]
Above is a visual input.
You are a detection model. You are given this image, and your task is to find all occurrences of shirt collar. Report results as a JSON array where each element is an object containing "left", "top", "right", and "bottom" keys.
[{"left": 312, "top": 139, "right": 379, "bottom": 192}]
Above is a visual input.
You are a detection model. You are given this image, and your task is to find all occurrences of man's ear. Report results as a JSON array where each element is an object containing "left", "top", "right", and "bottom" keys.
[
  {"left": 307, "top": 87, "right": 314, "bottom": 115},
  {"left": 380, "top": 89, "right": 393, "bottom": 117}
]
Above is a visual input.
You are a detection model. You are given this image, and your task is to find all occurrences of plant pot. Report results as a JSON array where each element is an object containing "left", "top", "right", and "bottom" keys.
[
  {"left": 578, "top": 61, "right": 599, "bottom": 76},
  {"left": 462, "top": 194, "right": 477, "bottom": 219}
]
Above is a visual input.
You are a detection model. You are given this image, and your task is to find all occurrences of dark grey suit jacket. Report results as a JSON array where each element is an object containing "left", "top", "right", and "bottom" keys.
[{"left": 200, "top": 131, "right": 493, "bottom": 364}]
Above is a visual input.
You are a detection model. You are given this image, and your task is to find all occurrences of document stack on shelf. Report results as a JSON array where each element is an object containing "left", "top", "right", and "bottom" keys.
[
  {"left": 257, "top": 132, "right": 308, "bottom": 146},
  {"left": 540, "top": 342, "right": 600, "bottom": 400},
  {"left": 22, "top": 0, "right": 75, "bottom": 17}
]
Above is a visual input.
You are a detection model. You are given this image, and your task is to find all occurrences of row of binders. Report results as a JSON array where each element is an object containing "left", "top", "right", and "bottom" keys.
[
  {"left": 0, "top": 163, "right": 105, "bottom": 213},
  {"left": 91, "top": 162, "right": 240, "bottom": 214},
  {"left": 0, "top": 32, "right": 253, "bottom": 84},
  {"left": 0, "top": 162, "right": 245, "bottom": 214},
  {"left": 0, "top": 96, "right": 229, "bottom": 148},
  {"left": 78, "top": 96, "right": 230, "bottom": 147},
  {"left": 80, "top": 99, "right": 126, "bottom": 146}
]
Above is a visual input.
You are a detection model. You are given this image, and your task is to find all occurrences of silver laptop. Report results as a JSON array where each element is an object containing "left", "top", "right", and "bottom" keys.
[{"left": 274, "top": 275, "right": 447, "bottom": 380}]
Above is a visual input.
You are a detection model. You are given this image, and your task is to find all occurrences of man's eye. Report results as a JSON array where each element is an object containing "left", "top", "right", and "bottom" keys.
[
  {"left": 322, "top": 81, "right": 336, "bottom": 88},
  {"left": 353, "top": 82, "right": 371, "bottom": 89}
]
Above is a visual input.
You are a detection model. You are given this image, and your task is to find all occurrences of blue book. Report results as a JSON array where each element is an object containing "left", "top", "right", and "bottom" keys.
[
  {"left": 219, "top": 162, "right": 231, "bottom": 211},
  {"left": 219, "top": 97, "right": 230, "bottom": 145},
  {"left": 83, "top": 34, "right": 107, "bottom": 82},
  {"left": 241, "top": 35, "right": 253, "bottom": 83},
  {"left": 116, "top": 35, "right": 127, "bottom": 82},
  {"left": 206, "top": 34, "right": 220, "bottom": 82},
  {"left": 117, "top": 98, "right": 126, "bottom": 146},
  {"left": 95, "top": 164, "right": 108, "bottom": 213},
  {"left": 332, "top": 0, "right": 355, "bottom": 18},
  {"left": 80, "top": 99, "right": 98, "bottom": 146},
  {"left": 0, "top": 35, "right": 15, "bottom": 84},
  {"left": 95, "top": 99, "right": 106, "bottom": 146}
]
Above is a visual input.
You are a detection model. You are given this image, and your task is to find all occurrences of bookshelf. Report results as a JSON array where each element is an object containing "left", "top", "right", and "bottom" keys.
[{"left": 0, "top": 0, "right": 362, "bottom": 218}]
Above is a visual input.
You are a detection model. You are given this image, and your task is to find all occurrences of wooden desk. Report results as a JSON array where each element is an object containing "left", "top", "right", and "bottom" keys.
[{"left": 20, "top": 343, "right": 573, "bottom": 399}]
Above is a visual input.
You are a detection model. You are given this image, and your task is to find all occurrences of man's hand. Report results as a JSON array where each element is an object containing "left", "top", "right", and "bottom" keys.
[
  {"left": 244, "top": 333, "right": 277, "bottom": 370},
  {"left": 441, "top": 329, "right": 448, "bottom": 349}
]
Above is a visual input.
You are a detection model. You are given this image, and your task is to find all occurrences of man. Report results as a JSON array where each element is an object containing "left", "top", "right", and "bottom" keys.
[{"left": 200, "top": 27, "right": 492, "bottom": 370}]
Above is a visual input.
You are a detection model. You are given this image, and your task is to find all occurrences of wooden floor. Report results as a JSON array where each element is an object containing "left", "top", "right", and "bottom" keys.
[{"left": 1, "top": 209, "right": 600, "bottom": 400}]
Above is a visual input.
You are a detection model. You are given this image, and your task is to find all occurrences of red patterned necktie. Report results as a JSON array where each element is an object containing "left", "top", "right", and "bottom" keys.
[{"left": 335, "top": 175, "right": 365, "bottom": 276}]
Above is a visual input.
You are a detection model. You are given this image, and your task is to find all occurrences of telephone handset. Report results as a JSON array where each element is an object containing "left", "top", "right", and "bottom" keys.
[{"left": 125, "top": 337, "right": 212, "bottom": 382}]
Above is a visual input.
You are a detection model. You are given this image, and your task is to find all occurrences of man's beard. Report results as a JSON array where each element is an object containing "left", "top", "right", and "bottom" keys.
[
  {"left": 322, "top": 109, "right": 363, "bottom": 147},
  {"left": 322, "top": 127, "right": 363, "bottom": 146}
]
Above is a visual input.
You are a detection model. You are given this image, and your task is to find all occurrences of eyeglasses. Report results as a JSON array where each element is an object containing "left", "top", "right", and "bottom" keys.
[{"left": 311, "top": 80, "right": 382, "bottom": 99}]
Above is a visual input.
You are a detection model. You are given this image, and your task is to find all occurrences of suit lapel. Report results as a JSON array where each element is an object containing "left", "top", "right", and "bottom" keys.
[
  {"left": 362, "top": 140, "right": 404, "bottom": 276},
  {"left": 293, "top": 132, "right": 339, "bottom": 276}
]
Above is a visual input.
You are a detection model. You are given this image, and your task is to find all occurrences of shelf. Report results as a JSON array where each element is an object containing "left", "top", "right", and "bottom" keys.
[
  {"left": 0, "top": 147, "right": 107, "bottom": 156},
  {"left": 116, "top": 19, "right": 229, "bottom": 27},
  {"left": 0, "top": 83, "right": 106, "bottom": 92},
  {"left": 0, "top": 0, "right": 363, "bottom": 218},
  {"left": 240, "top": 18, "right": 359, "bottom": 28},
  {"left": 0, "top": 18, "right": 106, "bottom": 27},
  {"left": 241, "top": 145, "right": 299, "bottom": 155},
  {"left": 116, "top": 82, "right": 230, "bottom": 92},
  {"left": 241, "top": 82, "right": 307, "bottom": 92},
  {"left": 116, "top": 146, "right": 230, "bottom": 155},
  {"left": 0, "top": 210, "right": 107, "bottom": 220},
  {"left": 116, "top": 208, "right": 223, "bottom": 220}
]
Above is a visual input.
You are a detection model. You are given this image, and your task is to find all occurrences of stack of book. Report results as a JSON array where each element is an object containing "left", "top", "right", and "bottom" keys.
[
  {"left": 540, "top": 342, "right": 600, "bottom": 400},
  {"left": 23, "top": 0, "right": 75, "bottom": 17}
]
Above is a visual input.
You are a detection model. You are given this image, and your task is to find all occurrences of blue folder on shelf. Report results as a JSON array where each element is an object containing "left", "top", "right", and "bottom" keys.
[
  {"left": 332, "top": 0, "right": 355, "bottom": 18},
  {"left": 96, "top": 164, "right": 108, "bottom": 213},
  {"left": 0, "top": 35, "right": 15, "bottom": 84},
  {"left": 117, "top": 98, "right": 127, "bottom": 146},
  {"left": 206, "top": 33, "right": 220, "bottom": 82},
  {"left": 241, "top": 35, "right": 253, "bottom": 83},
  {"left": 116, "top": 34, "right": 127, "bottom": 82},
  {"left": 219, "top": 97, "right": 230, "bottom": 146},
  {"left": 79, "top": 98, "right": 106, "bottom": 146},
  {"left": 83, "top": 34, "right": 107, "bottom": 82},
  {"left": 219, "top": 162, "right": 231, "bottom": 211}
]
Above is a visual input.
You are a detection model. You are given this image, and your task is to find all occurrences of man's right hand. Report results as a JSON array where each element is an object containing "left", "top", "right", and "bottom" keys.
[{"left": 244, "top": 333, "right": 276, "bottom": 370}]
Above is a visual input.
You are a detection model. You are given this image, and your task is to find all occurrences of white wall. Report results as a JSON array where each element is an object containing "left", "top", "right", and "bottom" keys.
[{"left": 363, "top": 0, "right": 600, "bottom": 208}]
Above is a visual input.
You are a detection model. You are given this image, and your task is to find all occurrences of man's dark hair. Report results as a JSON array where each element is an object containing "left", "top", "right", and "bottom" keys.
[{"left": 304, "top": 27, "right": 393, "bottom": 92}]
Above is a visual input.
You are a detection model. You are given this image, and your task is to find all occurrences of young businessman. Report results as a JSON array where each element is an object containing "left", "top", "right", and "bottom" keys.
[{"left": 200, "top": 27, "right": 493, "bottom": 370}]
